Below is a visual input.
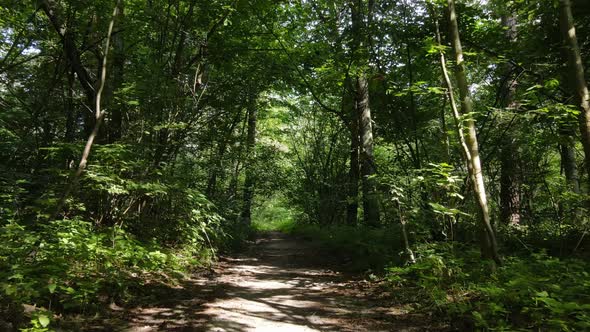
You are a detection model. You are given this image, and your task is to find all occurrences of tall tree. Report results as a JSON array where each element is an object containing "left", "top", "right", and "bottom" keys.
[
  {"left": 446, "top": 0, "right": 501, "bottom": 264},
  {"left": 346, "top": 99, "right": 361, "bottom": 225},
  {"left": 498, "top": 11, "right": 521, "bottom": 224},
  {"left": 240, "top": 104, "right": 258, "bottom": 225},
  {"left": 351, "top": 0, "right": 379, "bottom": 226},
  {"left": 108, "top": 0, "right": 125, "bottom": 143},
  {"left": 559, "top": 0, "right": 590, "bottom": 191}
]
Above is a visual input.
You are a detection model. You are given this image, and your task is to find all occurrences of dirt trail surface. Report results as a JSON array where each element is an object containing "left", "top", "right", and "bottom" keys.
[{"left": 97, "top": 232, "right": 441, "bottom": 331}]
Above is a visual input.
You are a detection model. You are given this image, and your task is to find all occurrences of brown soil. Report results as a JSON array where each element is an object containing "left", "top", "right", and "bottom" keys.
[{"left": 72, "top": 232, "right": 444, "bottom": 331}]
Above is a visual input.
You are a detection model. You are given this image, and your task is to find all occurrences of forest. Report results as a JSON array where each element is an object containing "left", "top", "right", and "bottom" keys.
[{"left": 1, "top": 0, "right": 590, "bottom": 330}]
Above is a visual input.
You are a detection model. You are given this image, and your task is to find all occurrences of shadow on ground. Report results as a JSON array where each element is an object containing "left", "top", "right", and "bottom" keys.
[{"left": 64, "top": 232, "right": 445, "bottom": 332}]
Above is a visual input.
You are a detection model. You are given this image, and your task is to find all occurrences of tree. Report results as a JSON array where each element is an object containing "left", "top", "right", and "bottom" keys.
[
  {"left": 446, "top": 0, "right": 500, "bottom": 264},
  {"left": 351, "top": 0, "right": 379, "bottom": 226},
  {"left": 498, "top": 9, "right": 522, "bottom": 225},
  {"left": 241, "top": 103, "right": 258, "bottom": 226},
  {"left": 559, "top": 0, "right": 590, "bottom": 191}
]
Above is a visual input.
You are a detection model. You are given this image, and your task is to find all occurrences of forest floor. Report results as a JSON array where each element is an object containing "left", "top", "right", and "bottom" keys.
[{"left": 73, "top": 232, "right": 445, "bottom": 331}]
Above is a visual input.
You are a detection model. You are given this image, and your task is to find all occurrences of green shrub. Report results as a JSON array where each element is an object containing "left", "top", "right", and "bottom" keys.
[
  {"left": 386, "top": 243, "right": 590, "bottom": 330},
  {"left": 286, "top": 223, "right": 403, "bottom": 270},
  {"left": 0, "top": 217, "right": 215, "bottom": 329}
]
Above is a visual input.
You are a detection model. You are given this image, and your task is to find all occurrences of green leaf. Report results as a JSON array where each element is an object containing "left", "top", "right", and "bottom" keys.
[
  {"left": 38, "top": 315, "right": 50, "bottom": 327},
  {"left": 48, "top": 283, "right": 57, "bottom": 294}
]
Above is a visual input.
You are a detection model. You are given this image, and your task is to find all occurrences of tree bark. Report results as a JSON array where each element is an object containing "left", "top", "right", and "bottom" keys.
[
  {"left": 559, "top": 0, "right": 590, "bottom": 191},
  {"left": 64, "top": 69, "right": 76, "bottom": 143},
  {"left": 397, "top": 200, "right": 415, "bottom": 264},
  {"left": 498, "top": 13, "right": 521, "bottom": 225},
  {"left": 346, "top": 106, "right": 360, "bottom": 225},
  {"left": 500, "top": 149, "right": 521, "bottom": 224},
  {"left": 446, "top": 0, "right": 500, "bottom": 265},
  {"left": 207, "top": 113, "right": 242, "bottom": 198},
  {"left": 357, "top": 76, "right": 380, "bottom": 226},
  {"left": 240, "top": 105, "right": 257, "bottom": 226},
  {"left": 108, "top": 0, "right": 125, "bottom": 143},
  {"left": 350, "top": 0, "right": 379, "bottom": 227},
  {"left": 561, "top": 139, "right": 581, "bottom": 194}
]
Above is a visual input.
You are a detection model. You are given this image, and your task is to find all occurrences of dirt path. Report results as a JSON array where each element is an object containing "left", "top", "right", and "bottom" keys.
[{"left": 107, "top": 232, "right": 441, "bottom": 331}]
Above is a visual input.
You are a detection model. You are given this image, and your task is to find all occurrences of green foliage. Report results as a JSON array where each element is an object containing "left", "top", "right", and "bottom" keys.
[
  {"left": 0, "top": 141, "right": 225, "bottom": 329},
  {"left": 251, "top": 195, "right": 300, "bottom": 233},
  {"left": 379, "top": 162, "right": 471, "bottom": 243},
  {"left": 0, "top": 216, "right": 217, "bottom": 328},
  {"left": 387, "top": 243, "right": 590, "bottom": 330},
  {"left": 286, "top": 223, "right": 403, "bottom": 271},
  {"left": 2, "top": 0, "right": 590, "bottom": 329}
]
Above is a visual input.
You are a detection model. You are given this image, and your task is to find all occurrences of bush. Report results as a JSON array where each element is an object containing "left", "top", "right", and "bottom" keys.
[
  {"left": 0, "top": 218, "right": 214, "bottom": 329},
  {"left": 386, "top": 243, "right": 590, "bottom": 330},
  {"left": 286, "top": 223, "right": 404, "bottom": 270}
]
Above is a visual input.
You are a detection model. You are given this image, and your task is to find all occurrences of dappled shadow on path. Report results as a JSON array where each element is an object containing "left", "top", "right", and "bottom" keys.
[{"left": 75, "top": 233, "right": 443, "bottom": 332}]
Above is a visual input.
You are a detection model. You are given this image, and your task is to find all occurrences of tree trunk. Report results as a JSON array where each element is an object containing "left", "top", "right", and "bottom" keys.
[
  {"left": 559, "top": 0, "right": 590, "bottom": 191},
  {"left": 53, "top": 2, "right": 120, "bottom": 218},
  {"left": 357, "top": 76, "right": 380, "bottom": 226},
  {"left": 397, "top": 201, "right": 415, "bottom": 264},
  {"left": 500, "top": 149, "right": 521, "bottom": 224},
  {"left": 207, "top": 113, "right": 241, "bottom": 198},
  {"left": 350, "top": 0, "right": 379, "bottom": 227},
  {"left": 206, "top": 140, "right": 227, "bottom": 198},
  {"left": 64, "top": 69, "right": 76, "bottom": 143},
  {"left": 40, "top": 0, "right": 95, "bottom": 137},
  {"left": 346, "top": 107, "right": 360, "bottom": 225},
  {"left": 561, "top": 139, "right": 581, "bottom": 194},
  {"left": 240, "top": 105, "right": 257, "bottom": 226},
  {"left": 498, "top": 13, "right": 521, "bottom": 225},
  {"left": 109, "top": 0, "right": 125, "bottom": 143},
  {"left": 446, "top": 0, "right": 500, "bottom": 265}
]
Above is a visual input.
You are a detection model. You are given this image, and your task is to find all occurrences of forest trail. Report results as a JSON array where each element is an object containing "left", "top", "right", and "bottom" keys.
[{"left": 111, "top": 232, "right": 439, "bottom": 332}]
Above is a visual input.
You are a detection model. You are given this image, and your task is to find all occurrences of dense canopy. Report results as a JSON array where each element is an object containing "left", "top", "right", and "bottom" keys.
[{"left": 1, "top": 0, "right": 590, "bottom": 330}]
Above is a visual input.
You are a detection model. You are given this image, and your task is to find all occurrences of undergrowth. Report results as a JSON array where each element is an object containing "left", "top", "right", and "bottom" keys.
[
  {"left": 285, "top": 223, "right": 404, "bottom": 270},
  {"left": 0, "top": 218, "right": 218, "bottom": 330},
  {"left": 0, "top": 143, "right": 237, "bottom": 330},
  {"left": 386, "top": 242, "right": 590, "bottom": 331}
]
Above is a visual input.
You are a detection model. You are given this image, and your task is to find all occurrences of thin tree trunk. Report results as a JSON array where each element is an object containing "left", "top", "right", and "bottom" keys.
[
  {"left": 206, "top": 140, "right": 227, "bottom": 198},
  {"left": 207, "top": 113, "right": 241, "bottom": 198},
  {"left": 439, "top": 95, "right": 451, "bottom": 162},
  {"left": 240, "top": 105, "right": 257, "bottom": 226},
  {"left": 39, "top": 0, "right": 94, "bottom": 104},
  {"left": 109, "top": 0, "right": 125, "bottom": 143},
  {"left": 559, "top": 0, "right": 590, "bottom": 191},
  {"left": 397, "top": 200, "right": 415, "bottom": 264},
  {"left": 561, "top": 139, "right": 581, "bottom": 194},
  {"left": 40, "top": 0, "right": 97, "bottom": 137},
  {"left": 64, "top": 69, "right": 76, "bottom": 143},
  {"left": 402, "top": 0, "right": 420, "bottom": 169},
  {"left": 54, "top": 2, "right": 120, "bottom": 218},
  {"left": 443, "top": 0, "right": 501, "bottom": 264},
  {"left": 346, "top": 108, "right": 360, "bottom": 225}
]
